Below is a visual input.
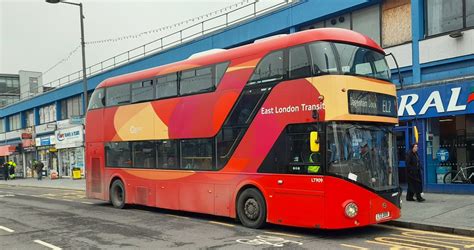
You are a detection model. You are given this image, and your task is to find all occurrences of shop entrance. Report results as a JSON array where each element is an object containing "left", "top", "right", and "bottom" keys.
[{"left": 394, "top": 121, "right": 418, "bottom": 184}]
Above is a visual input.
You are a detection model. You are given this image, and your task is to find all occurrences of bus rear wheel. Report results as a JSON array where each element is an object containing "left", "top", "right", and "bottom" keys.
[
  {"left": 237, "top": 188, "right": 266, "bottom": 229},
  {"left": 110, "top": 179, "right": 126, "bottom": 209}
]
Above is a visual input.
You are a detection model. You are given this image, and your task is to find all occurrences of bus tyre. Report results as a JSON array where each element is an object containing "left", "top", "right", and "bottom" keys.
[
  {"left": 237, "top": 188, "right": 266, "bottom": 229},
  {"left": 110, "top": 179, "right": 126, "bottom": 209}
]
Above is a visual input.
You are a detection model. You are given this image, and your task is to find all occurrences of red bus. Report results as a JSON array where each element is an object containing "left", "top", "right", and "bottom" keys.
[{"left": 86, "top": 28, "right": 401, "bottom": 229}]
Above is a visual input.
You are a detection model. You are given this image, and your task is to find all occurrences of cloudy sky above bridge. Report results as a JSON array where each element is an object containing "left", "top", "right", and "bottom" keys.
[{"left": 0, "top": 0, "right": 263, "bottom": 84}]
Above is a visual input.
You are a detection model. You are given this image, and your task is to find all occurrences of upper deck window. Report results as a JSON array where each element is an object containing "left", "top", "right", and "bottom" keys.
[
  {"left": 131, "top": 80, "right": 154, "bottom": 103},
  {"left": 308, "top": 42, "right": 338, "bottom": 75},
  {"left": 180, "top": 66, "right": 214, "bottom": 95},
  {"left": 106, "top": 84, "right": 130, "bottom": 106},
  {"left": 289, "top": 46, "right": 311, "bottom": 79},
  {"left": 248, "top": 50, "right": 284, "bottom": 84},
  {"left": 334, "top": 43, "right": 391, "bottom": 81},
  {"left": 156, "top": 73, "right": 178, "bottom": 99},
  {"left": 88, "top": 88, "right": 105, "bottom": 110}
]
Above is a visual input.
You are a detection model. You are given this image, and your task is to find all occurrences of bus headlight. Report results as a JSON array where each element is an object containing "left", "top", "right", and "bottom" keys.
[{"left": 344, "top": 202, "right": 358, "bottom": 218}]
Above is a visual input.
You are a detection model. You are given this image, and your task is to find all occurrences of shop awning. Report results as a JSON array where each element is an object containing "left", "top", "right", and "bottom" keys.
[{"left": 0, "top": 145, "right": 16, "bottom": 156}]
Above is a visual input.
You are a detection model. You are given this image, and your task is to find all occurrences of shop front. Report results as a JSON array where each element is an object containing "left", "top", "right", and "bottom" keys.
[
  {"left": 397, "top": 81, "right": 474, "bottom": 193},
  {"left": 55, "top": 126, "right": 84, "bottom": 178},
  {"left": 35, "top": 135, "right": 58, "bottom": 177}
]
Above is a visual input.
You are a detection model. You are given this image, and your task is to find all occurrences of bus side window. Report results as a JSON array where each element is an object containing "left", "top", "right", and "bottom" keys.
[
  {"left": 157, "top": 140, "right": 179, "bottom": 169},
  {"left": 156, "top": 73, "right": 178, "bottom": 99},
  {"left": 288, "top": 45, "right": 311, "bottom": 79},
  {"left": 248, "top": 50, "right": 284, "bottom": 85}
]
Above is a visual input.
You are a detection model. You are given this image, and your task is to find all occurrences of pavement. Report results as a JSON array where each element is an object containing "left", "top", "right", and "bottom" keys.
[{"left": 1, "top": 178, "right": 473, "bottom": 236}]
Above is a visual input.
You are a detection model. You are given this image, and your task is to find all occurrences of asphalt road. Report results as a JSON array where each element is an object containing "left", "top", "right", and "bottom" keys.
[{"left": 0, "top": 186, "right": 473, "bottom": 249}]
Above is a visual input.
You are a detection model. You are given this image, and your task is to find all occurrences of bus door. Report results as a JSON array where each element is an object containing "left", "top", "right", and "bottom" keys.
[{"left": 265, "top": 130, "right": 325, "bottom": 228}]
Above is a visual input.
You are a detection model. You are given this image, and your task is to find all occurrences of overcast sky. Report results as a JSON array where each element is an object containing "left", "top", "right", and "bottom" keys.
[{"left": 0, "top": 0, "right": 264, "bottom": 84}]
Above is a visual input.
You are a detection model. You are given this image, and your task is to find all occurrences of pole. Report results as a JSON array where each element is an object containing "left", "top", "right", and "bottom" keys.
[{"left": 79, "top": 3, "right": 88, "bottom": 114}]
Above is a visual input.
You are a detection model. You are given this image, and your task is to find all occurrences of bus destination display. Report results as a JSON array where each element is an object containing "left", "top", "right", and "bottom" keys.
[{"left": 348, "top": 90, "right": 397, "bottom": 117}]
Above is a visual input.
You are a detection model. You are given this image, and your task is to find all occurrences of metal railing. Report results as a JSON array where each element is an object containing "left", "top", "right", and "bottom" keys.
[
  {"left": 52, "top": 1, "right": 293, "bottom": 92},
  {"left": 2, "top": 0, "right": 296, "bottom": 109}
]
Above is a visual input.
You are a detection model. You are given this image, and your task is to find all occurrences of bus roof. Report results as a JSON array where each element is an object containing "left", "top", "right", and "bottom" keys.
[{"left": 98, "top": 28, "right": 384, "bottom": 89}]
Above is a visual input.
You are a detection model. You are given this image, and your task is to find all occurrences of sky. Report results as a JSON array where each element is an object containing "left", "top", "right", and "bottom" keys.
[{"left": 0, "top": 0, "right": 264, "bottom": 84}]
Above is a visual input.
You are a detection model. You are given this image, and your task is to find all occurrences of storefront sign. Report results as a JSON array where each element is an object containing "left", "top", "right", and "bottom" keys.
[
  {"left": 35, "top": 135, "right": 56, "bottom": 147},
  {"left": 5, "top": 131, "right": 20, "bottom": 140},
  {"left": 71, "top": 116, "right": 84, "bottom": 125},
  {"left": 398, "top": 82, "right": 474, "bottom": 119},
  {"left": 36, "top": 122, "right": 56, "bottom": 135},
  {"left": 55, "top": 126, "right": 84, "bottom": 149}
]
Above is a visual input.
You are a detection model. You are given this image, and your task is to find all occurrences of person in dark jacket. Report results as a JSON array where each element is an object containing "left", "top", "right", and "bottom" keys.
[
  {"left": 405, "top": 143, "right": 425, "bottom": 202},
  {"left": 2, "top": 162, "right": 9, "bottom": 181}
]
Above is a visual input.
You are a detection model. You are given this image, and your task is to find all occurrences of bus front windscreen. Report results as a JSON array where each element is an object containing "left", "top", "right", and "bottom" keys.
[{"left": 326, "top": 122, "right": 398, "bottom": 191}]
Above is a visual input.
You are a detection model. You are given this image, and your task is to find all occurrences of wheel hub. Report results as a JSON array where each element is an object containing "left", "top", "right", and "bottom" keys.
[{"left": 244, "top": 198, "right": 259, "bottom": 220}]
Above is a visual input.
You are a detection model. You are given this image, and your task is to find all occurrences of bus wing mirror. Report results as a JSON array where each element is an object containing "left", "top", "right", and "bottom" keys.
[
  {"left": 413, "top": 126, "right": 419, "bottom": 143},
  {"left": 310, "top": 131, "right": 320, "bottom": 152}
]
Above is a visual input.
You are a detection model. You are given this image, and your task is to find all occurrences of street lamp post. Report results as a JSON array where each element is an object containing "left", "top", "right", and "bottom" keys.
[{"left": 46, "top": 0, "right": 88, "bottom": 114}]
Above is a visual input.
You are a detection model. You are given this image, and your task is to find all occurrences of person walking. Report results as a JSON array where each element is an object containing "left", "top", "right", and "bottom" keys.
[
  {"left": 2, "top": 162, "right": 9, "bottom": 181},
  {"left": 33, "top": 160, "right": 44, "bottom": 181},
  {"left": 406, "top": 143, "right": 425, "bottom": 202}
]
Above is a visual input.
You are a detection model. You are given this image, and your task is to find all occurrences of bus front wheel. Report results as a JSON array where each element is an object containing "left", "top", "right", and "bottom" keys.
[
  {"left": 237, "top": 188, "right": 267, "bottom": 229},
  {"left": 110, "top": 179, "right": 126, "bottom": 209}
]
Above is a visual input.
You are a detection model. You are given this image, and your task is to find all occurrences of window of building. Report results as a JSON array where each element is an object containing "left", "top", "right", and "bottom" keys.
[
  {"left": 248, "top": 50, "right": 284, "bottom": 84},
  {"left": 289, "top": 45, "right": 311, "bottom": 79},
  {"left": 382, "top": 0, "right": 412, "bottom": 47},
  {"left": 181, "top": 139, "right": 214, "bottom": 170},
  {"left": 106, "top": 84, "right": 130, "bottom": 106},
  {"left": 25, "top": 110, "right": 35, "bottom": 127},
  {"left": 426, "top": 115, "right": 474, "bottom": 185},
  {"left": 426, "top": 0, "right": 473, "bottom": 36},
  {"left": 39, "top": 104, "right": 56, "bottom": 124},
  {"left": 0, "top": 119, "right": 5, "bottom": 133},
  {"left": 156, "top": 73, "right": 178, "bottom": 99},
  {"left": 61, "top": 95, "right": 83, "bottom": 120},
  {"left": 157, "top": 140, "right": 179, "bottom": 169},
  {"left": 88, "top": 88, "right": 105, "bottom": 110},
  {"left": 9, "top": 114, "right": 21, "bottom": 131},
  {"left": 308, "top": 42, "right": 338, "bottom": 75},
  {"left": 132, "top": 141, "right": 156, "bottom": 168},
  {"left": 105, "top": 142, "right": 131, "bottom": 167},
  {"left": 180, "top": 66, "right": 214, "bottom": 95},
  {"left": 131, "top": 80, "right": 154, "bottom": 103}
]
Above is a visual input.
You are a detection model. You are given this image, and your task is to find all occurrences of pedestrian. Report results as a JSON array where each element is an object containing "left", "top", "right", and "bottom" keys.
[
  {"left": 33, "top": 160, "right": 44, "bottom": 181},
  {"left": 2, "top": 162, "right": 9, "bottom": 181},
  {"left": 405, "top": 143, "right": 425, "bottom": 202},
  {"left": 8, "top": 160, "right": 16, "bottom": 180}
]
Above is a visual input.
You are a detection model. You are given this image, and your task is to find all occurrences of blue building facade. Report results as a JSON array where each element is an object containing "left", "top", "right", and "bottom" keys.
[{"left": 1, "top": 0, "right": 473, "bottom": 193}]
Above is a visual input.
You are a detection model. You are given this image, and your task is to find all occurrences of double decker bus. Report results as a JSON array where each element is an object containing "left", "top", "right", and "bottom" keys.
[{"left": 86, "top": 28, "right": 401, "bottom": 229}]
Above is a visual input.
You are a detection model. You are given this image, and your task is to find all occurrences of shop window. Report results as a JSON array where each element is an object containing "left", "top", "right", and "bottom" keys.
[
  {"left": 61, "top": 95, "right": 83, "bottom": 119},
  {"left": 156, "top": 73, "right": 178, "bottom": 99},
  {"left": 181, "top": 139, "right": 214, "bottom": 170},
  {"left": 106, "top": 84, "right": 130, "bottom": 106},
  {"left": 39, "top": 104, "right": 56, "bottom": 124},
  {"left": 131, "top": 80, "right": 154, "bottom": 103},
  {"left": 426, "top": 0, "right": 468, "bottom": 36},
  {"left": 353, "top": 5, "right": 381, "bottom": 45},
  {"left": 9, "top": 114, "right": 21, "bottom": 130},
  {"left": 25, "top": 110, "right": 35, "bottom": 127},
  {"left": 88, "top": 88, "right": 105, "bottom": 110},
  {"left": 156, "top": 140, "right": 178, "bottom": 169},
  {"left": 132, "top": 141, "right": 155, "bottom": 168},
  {"left": 468, "top": 0, "right": 474, "bottom": 26},
  {"left": 0, "top": 118, "right": 4, "bottom": 133},
  {"left": 427, "top": 115, "right": 474, "bottom": 184},
  {"left": 248, "top": 50, "right": 284, "bottom": 85},
  {"left": 105, "top": 142, "right": 131, "bottom": 167},
  {"left": 289, "top": 45, "right": 311, "bottom": 79}
]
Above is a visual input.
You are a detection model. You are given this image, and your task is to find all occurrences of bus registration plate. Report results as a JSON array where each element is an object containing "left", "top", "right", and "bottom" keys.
[{"left": 375, "top": 211, "right": 390, "bottom": 221}]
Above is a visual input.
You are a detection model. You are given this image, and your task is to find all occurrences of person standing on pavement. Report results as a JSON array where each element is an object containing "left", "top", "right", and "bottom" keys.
[
  {"left": 406, "top": 143, "right": 425, "bottom": 202},
  {"left": 33, "top": 160, "right": 44, "bottom": 181},
  {"left": 2, "top": 162, "right": 9, "bottom": 181}
]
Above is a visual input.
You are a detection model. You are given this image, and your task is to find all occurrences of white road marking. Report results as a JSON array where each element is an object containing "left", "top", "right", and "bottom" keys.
[
  {"left": 263, "top": 231, "right": 302, "bottom": 238},
  {"left": 34, "top": 240, "right": 62, "bottom": 250},
  {"left": 340, "top": 244, "right": 369, "bottom": 250},
  {"left": 0, "top": 225, "right": 15, "bottom": 233},
  {"left": 80, "top": 201, "right": 93, "bottom": 205},
  {"left": 208, "top": 221, "right": 235, "bottom": 227}
]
